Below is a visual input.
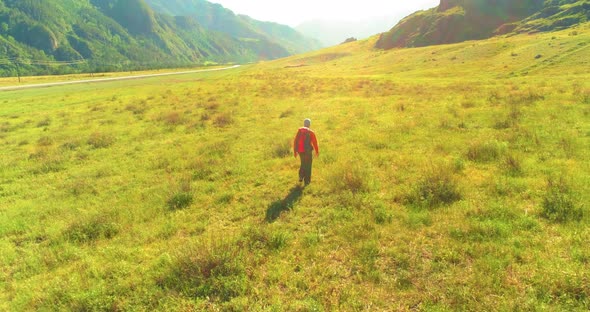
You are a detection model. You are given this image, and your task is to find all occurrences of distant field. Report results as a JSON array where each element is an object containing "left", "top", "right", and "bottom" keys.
[
  {"left": 0, "top": 24, "right": 589, "bottom": 311},
  {"left": 0, "top": 64, "right": 231, "bottom": 87}
]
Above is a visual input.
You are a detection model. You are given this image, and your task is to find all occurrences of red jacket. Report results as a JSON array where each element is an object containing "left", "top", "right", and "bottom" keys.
[{"left": 294, "top": 127, "right": 319, "bottom": 155}]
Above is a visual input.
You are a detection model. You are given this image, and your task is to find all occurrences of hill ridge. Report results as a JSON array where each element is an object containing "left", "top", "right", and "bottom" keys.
[{"left": 376, "top": 0, "right": 588, "bottom": 49}]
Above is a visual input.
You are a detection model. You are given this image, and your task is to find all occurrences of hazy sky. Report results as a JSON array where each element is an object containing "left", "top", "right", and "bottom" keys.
[{"left": 209, "top": 0, "right": 440, "bottom": 26}]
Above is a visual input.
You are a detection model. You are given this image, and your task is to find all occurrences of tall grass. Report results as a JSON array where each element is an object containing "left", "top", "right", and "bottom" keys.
[
  {"left": 329, "top": 159, "right": 373, "bottom": 194},
  {"left": 0, "top": 25, "right": 589, "bottom": 311},
  {"left": 409, "top": 164, "right": 462, "bottom": 208},
  {"left": 162, "top": 239, "right": 247, "bottom": 302},
  {"left": 167, "top": 177, "right": 193, "bottom": 211},
  {"left": 467, "top": 140, "right": 503, "bottom": 163},
  {"left": 542, "top": 176, "right": 584, "bottom": 223}
]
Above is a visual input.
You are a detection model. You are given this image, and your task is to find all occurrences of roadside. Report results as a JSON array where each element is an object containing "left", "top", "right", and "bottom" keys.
[{"left": 0, "top": 65, "right": 241, "bottom": 92}]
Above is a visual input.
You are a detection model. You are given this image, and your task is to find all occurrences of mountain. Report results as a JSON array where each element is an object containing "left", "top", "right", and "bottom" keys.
[
  {"left": 0, "top": 0, "right": 319, "bottom": 76},
  {"left": 376, "top": 0, "right": 589, "bottom": 49},
  {"left": 510, "top": 0, "right": 590, "bottom": 33},
  {"left": 296, "top": 16, "right": 406, "bottom": 47},
  {"left": 144, "top": 0, "right": 321, "bottom": 54}
]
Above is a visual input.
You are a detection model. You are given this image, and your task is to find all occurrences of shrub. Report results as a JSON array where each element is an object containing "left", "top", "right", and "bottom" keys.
[
  {"left": 410, "top": 165, "right": 462, "bottom": 208},
  {"left": 541, "top": 177, "right": 584, "bottom": 223},
  {"left": 88, "top": 132, "right": 115, "bottom": 149},
  {"left": 467, "top": 141, "right": 502, "bottom": 163}
]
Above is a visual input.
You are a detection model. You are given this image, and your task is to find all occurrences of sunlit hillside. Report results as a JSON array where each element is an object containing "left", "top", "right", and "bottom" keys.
[{"left": 0, "top": 22, "right": 588, "bottom": 311}]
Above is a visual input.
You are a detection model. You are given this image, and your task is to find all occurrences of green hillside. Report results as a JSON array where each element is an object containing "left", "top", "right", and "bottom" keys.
[
  {"left": 144, "top": 0, "right": 322, "bottom": 55},
  {"left": 376, "top": 0, "right": 588, "bottom": 49},
  {"left": 0, "top": 0, "right": 316, "bottom": 76},
  {"left": 0, "top": 20, "right": 589, "bottom": 311},
  {"left": 514, "top": 0, "right": 590, "bottom": 33}
]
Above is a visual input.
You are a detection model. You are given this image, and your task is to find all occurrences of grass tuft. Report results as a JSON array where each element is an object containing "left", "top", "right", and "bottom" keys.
[
  {"left": 36, "top": 117, "right": 51, "bottom": 128},
  {"left": 374, "top": 204, "right": 393, "bottom": 224},
  {"left": 271, "top": 139, "right": 292, "bottom": 158},
  {"left": 329, "top": 159, "right": 372, "bottom": 194},
  {"left": 64, "top": 214, "right": 119, "bottom": 243},
  {"left": 502, "top": 153, "right": 524, "bottom": 176},
  {"left": 162, "top": 239, "right": 247, "bottom": 302},
  {"left": 541, "top": 176, "right": 584, "bottom": 223},
  {"left": 88, "top": 132, "right": 115, "bottom": 149},
  {"left": 410, "top": 164, "right": 462, "bottom": 208},
  {"left": 269, "top": 231, "right": 289, "bottom": 250},
  {"left": 167, "top": 177, "right": 193, "bottom": 211},
  {"left": 167, "top": 192, "right": 193, "bottom": 211},
  {"left": 580, "top": 88, "right": 590, "bottom": 104},
  {"left": 125, "top": 104, "right": 146, "bottom": 115},
  {"left": 37, "top": 136, "right": 54, "bottom": 147},
  {"left": 279, "top": 108, "right": 294, "bottom": 118},
  {"left": 214, "top": 113, "right": 234, "bottom": 128},
  {"left": 161, "top": 111, "right": 184, "bottom": 126},
  {"left": 467, "top": 141, "right": 502, "bottom": 163}
]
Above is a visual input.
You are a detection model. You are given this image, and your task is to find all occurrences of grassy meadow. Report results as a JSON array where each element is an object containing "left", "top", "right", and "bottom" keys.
[
  {"left": 1, "top": 23, "right": 589, "bottom": 311},
  {"left": 0, "top": 64, "right": 229, "bottom": 88}
]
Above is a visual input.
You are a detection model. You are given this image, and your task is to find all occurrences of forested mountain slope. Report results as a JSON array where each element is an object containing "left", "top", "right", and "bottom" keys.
[
  {"left": 0, "top": 0, "right": 317, "bottom": 76},
  {"left": 145, "top": 0, "right": 322, "bottom": 54}
]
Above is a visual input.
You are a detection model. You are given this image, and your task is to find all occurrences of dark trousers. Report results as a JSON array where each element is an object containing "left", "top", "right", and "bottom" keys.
[{"left": 299, "top": 151, "right": 313, "bottom": 184}]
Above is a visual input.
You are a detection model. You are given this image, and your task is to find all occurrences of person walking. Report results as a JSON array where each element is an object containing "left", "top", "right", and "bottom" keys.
[{"left": 294, "top": 118, "right": 319, "bottom": 185}]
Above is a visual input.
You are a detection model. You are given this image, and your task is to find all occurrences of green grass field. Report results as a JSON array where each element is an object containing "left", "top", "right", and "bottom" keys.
[
  {"left": 0, "top": 64, "right": 230, "bottom": 88},
  {"left": 1, "top": 23, "right": 589, "bottom": 311}
]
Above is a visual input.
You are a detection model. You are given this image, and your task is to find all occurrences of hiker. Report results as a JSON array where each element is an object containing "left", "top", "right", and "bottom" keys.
[{"left": 294, "top": 118, "right": 319, "bottom": 185}]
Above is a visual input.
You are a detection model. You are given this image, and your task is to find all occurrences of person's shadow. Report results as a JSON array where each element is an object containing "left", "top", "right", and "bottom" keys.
[{"left": 266, "top": 185, "right": 304, "bottom": 223}]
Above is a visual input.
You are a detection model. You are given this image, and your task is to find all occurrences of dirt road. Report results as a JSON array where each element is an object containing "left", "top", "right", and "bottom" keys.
[{"left": 0, "top": 65, "right": 241, "bottom": 92}]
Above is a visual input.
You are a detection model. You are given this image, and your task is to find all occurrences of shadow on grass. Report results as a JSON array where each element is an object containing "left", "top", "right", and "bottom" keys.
[{"left": 266, "top": 185, "right": 304, "bottom": 223}]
